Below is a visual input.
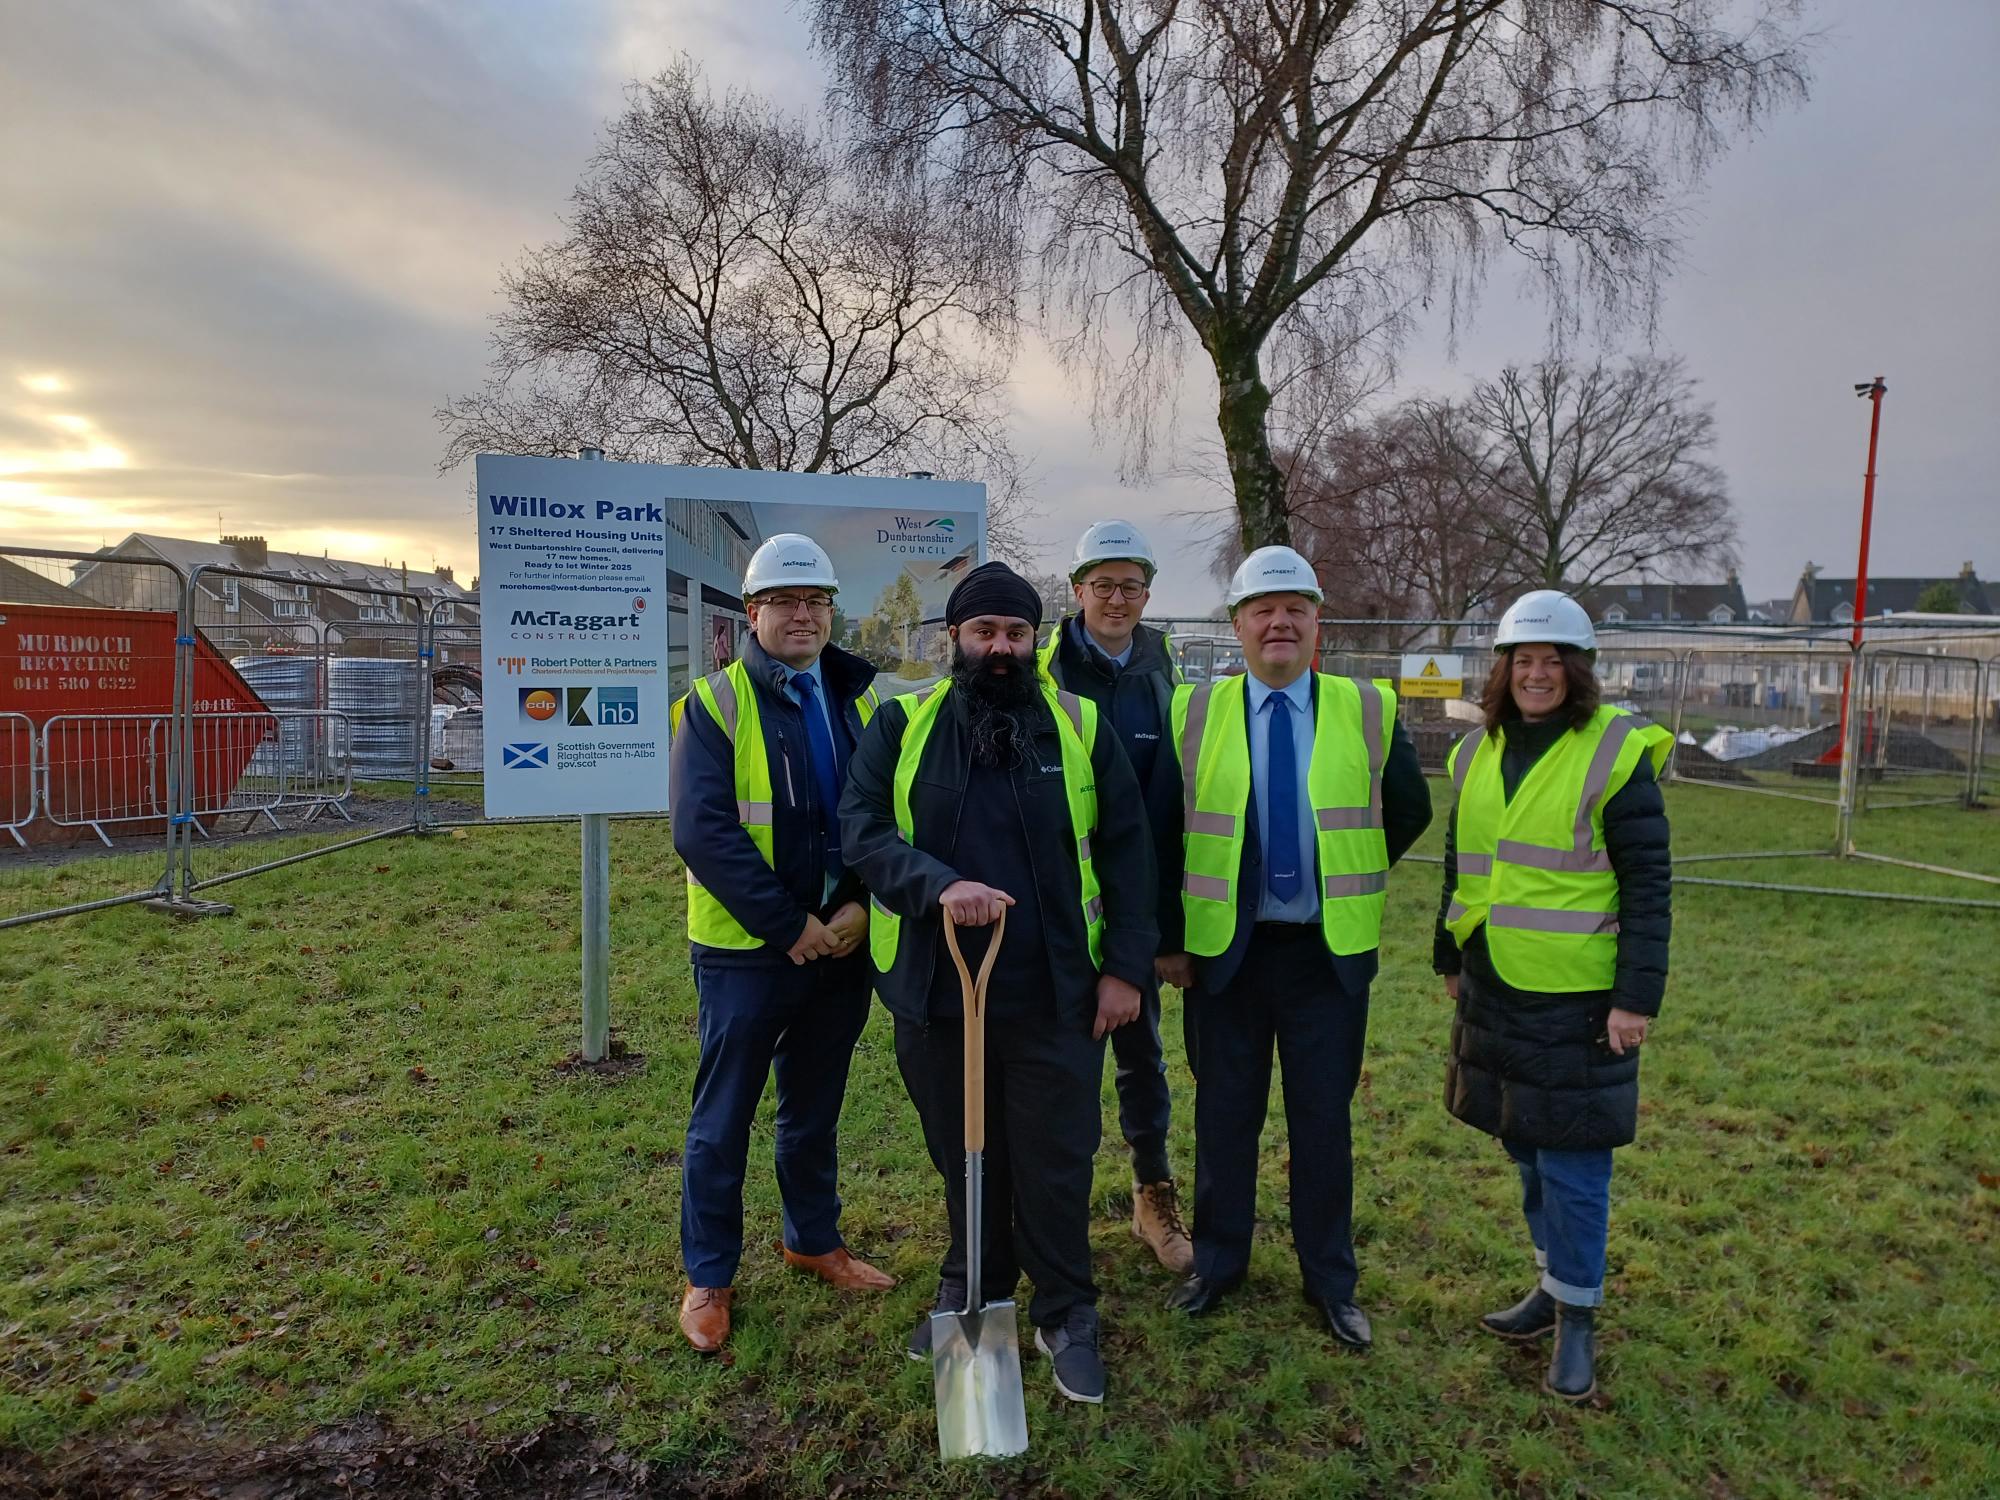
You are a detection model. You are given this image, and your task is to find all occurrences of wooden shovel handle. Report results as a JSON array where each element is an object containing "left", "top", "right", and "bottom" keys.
[{"left": 941, "top": 906, "right": 1005, "bottom": 1152}]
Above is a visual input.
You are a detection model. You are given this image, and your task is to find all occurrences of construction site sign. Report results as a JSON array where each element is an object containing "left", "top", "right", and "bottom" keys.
[{"left": 1399, "top": 653, "right": 1465, "bottom": 699}]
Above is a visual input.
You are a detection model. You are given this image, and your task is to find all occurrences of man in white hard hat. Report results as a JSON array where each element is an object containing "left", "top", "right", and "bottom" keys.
[
  {"left": 1161, "top": 544, "right": 1432, "bottom": 1349},
  {"left": 668, "top": 533, "right": 894, "bottom": 1355},
  {"left": 1036, "top": 519, "right": 1194, "bottom": 1274}
]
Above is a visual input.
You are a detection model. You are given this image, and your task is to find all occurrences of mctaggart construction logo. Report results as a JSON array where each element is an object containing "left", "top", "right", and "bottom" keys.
[{"left": 502, "top": 742, "right": 549, "bottom": 770}]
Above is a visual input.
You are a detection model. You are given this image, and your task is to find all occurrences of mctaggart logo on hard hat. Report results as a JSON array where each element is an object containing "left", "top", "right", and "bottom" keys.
[{"left": 502, "top": 742, "right": 549, "bottom": 770}]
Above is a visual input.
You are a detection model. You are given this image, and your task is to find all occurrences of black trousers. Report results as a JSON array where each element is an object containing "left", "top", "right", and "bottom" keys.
[
  {"left": 1109, "top": 973, "right": 1174, "bottom": 1183},
  {"left": 1192, "top": 925, "right": 1371, "bottom": 1303},
  {"left": 894, "top": 1014, "right": 1104, "bottom": 1328}
]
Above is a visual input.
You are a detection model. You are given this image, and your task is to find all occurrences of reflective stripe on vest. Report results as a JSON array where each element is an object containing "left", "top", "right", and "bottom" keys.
[
  {"left": 667, "top": 661, "right": 881, "bottom": 948},
  {"left": 868, "top": 681, "right": 1104, "bottom": 975},
  {"left": 1445, "top": 707, "right": 1671, "bottom": 992},
  {"left": 1171, "top": 672, "right": 1395, "bottom": 958},
  {"left": 676, "top": 660, "right": 775, "bottom": 949}
]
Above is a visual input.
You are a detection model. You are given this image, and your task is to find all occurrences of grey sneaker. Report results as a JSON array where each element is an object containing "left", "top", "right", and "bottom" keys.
[
  {"left": 906, "top": 1281, "right": 967, "bottom": 1362},
  {"left": 1034, "top": 1305, "right": 1105, "bottom": 1404}
]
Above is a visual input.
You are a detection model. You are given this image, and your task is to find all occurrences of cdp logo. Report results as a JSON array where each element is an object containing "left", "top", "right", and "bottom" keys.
[{"left": 519, "top": 687, "right": 558, "bottom": 722}]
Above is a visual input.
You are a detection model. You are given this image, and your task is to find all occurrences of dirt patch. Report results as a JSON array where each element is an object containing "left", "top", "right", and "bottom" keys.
[
  {"left": 0, "top": 1415, "right": 773, "bottom": 1499},
  {"left": 552, "top": 1037, "right": 648, "bottom": 1080}
]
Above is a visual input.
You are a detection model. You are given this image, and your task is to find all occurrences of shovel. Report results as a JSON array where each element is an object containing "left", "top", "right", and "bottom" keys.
[{"left": 931, "top": 906, "right": 1029, "bottom": 1461}]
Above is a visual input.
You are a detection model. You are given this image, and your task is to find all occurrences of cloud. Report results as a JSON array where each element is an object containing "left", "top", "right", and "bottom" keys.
[{"left": 1, "top": 0, "right": 1991, "bottom": 618}]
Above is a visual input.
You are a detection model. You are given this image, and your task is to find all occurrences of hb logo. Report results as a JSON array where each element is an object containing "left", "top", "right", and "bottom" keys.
[{"left": 502, "top": 742, "right": 549, "bottom": 770}]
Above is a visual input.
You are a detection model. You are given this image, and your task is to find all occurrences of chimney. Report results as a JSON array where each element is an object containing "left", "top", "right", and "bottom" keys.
[
  {"left": 1963, "top": 561, "right": 1977, "bottom": 581},
  {"left": 223, "top": 535, "right": 268, "bottom": 570},
  {"left": 436, "top": 564, "right": 454, "bottom": 585}
]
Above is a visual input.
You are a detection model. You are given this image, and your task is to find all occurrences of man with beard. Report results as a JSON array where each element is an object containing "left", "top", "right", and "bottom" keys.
[
  {"left": 1036, "top": 520, "right": 1194, "bottom": 1276},
  {"left": 841, "top": 561, "right": 1158, "bottom": 1405}
]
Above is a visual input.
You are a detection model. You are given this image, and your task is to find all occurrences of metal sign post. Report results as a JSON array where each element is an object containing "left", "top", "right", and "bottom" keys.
[{"left": 577, "top": 447, "right": 612, "bottom": 1062}]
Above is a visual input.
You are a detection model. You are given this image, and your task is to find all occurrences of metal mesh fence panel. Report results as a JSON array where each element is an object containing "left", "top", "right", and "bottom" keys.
[
  {"left": 1, "top": 549, "right": 184, "bottom": 926},
  {"left": 169, "top": 565, "right": 430, "bottom": 895}
]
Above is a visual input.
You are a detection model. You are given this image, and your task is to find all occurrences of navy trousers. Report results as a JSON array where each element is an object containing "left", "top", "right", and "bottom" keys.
[
  {"left": 679, "top": 951, "right": 872, "bottom": 1288},
  {"left": 1192, "top": 924, "right": 1372, "bottom": 1303},
  {"left": 1109, "top": 972, "right": 1175, "bottom": 1183}
]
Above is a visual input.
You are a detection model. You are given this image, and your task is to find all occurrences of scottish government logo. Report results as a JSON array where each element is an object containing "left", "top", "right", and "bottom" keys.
[{"left": 502, "top": 742, "right": 549, "bottom": 770}]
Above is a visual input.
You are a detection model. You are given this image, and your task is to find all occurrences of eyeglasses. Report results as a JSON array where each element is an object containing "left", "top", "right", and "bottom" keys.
[
  {"left": 758, "top": 594, "right": 834, "bottom": 617},
  {"left": 1085, "top": 579, "right": 1147, "bottom": 601}
]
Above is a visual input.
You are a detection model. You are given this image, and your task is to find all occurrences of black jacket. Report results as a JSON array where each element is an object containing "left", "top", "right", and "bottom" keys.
[
  {"left": 1182, "top": 675, "right": 1433, "bottom": 995},
  {"left": 1041, "top": 615, "right": 1185, "bottom": 951},
  {"left": 840, "top": 681, "right": 1159, "bottom": 1033},
  {"left": 1434, "top": 716, "right": 1673, "bottom": 1149},
  {"left": 669, "top": 636, "right": 879, "bottom": 967}
]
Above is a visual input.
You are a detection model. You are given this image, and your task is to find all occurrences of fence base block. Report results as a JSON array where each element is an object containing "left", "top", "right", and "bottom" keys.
[{"left": 142, "top": 895, "right": 237, "bottom": 920}]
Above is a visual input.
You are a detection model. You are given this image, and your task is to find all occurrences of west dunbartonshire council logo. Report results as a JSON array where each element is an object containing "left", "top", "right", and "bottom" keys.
[{"left": 502, "top": 742, "right": 549, "bottom": 770}]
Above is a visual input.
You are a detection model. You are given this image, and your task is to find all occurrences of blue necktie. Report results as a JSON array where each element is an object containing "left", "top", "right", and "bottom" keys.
[
  {"left": 793, "top": 672, "right": 844, "bottom": 881},
  {"left": 1264, "top": 694, "right": 1302, "bottom": 903}
]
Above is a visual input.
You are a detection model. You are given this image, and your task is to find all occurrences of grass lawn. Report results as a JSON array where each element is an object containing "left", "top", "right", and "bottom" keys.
[{"left": 3, "top": 786, "right": 1997, "bottom": 1496}]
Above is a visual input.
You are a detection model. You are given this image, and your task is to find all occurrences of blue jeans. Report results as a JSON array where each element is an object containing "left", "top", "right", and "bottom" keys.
[{"left": 1502, "top": 1139, "right": 1612, "bottom": 1308}]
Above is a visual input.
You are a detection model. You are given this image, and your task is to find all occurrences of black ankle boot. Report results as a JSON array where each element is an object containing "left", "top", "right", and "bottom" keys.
[
  {"left": 1543, "top": 1302, "right": 1597, "bottom": 1401},
  {"left": 1479, "top": 1286, "right": 1557, "bottom": 1341}
]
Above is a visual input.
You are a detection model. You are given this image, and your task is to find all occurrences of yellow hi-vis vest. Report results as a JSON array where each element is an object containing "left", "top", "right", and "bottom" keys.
[
  {"left": 868, "top": 680, "right": 1105, "bottom": 975},
  {"left": 1444, "top": 706, "right": 1673, "bottom": 992},
  {"left": 670, "top": 660, "right": 882, "bottom": 950},
  {"left": 1170, "top": 673, "right": 1397, "bottom": 957}
]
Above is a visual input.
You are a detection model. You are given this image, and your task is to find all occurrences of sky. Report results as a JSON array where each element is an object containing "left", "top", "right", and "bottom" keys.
[{"left": 2, "top": 0, "right": 1994, "bottom": 616}]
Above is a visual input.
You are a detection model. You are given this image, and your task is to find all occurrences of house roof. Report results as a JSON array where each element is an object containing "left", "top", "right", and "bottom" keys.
[
  {"left": 0, "top": 555, "right": 87, "bottom": 606},
  {"left": 74, "top": 534, "right": 474, "bottom": 603},
  {"left": 1574, "top": 579, "right": 1749, "bottom": 623},
  {"left": 1795, "top": 573, "right": 1991, "bottom": 619}
]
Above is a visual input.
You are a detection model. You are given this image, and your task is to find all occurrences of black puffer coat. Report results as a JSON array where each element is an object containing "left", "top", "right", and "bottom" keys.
[{"left": 1433, "top": 716, "right": 1672, "bottom": 1150}]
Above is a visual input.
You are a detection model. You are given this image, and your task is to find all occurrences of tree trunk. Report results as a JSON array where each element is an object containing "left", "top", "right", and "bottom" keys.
[{"left": 1213, "top": 343, "right": 1289, "bottom": 552}]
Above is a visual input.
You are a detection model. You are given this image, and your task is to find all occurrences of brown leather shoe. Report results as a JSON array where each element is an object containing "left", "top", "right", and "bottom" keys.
[
  {"left": 781, "top": 1245, "right": 897, "bottom": 1292},
  {"left": 679, "top": 1284, "right": 733, "bottom": 1353},
  {"left": 1133, "top": 1179, "right": 1195, "bottom": 1275}
]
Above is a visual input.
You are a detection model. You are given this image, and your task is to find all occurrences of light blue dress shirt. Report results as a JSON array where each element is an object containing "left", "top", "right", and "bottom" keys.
[
  {"left": 1246, "top": 670, "right": 1319, "bottom": 923},
  {"left": 1082, "top": 620, "right": 1135, "bottom": 669}
]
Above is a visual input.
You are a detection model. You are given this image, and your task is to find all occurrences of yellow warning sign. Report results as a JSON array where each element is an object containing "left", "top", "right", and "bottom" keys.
[{"left": 1399, "top": 653, "right": 1464, "bottom": 699}]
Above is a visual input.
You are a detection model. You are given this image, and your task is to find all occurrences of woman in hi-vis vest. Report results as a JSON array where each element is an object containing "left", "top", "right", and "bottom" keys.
[{"left": 1434, "top": 590, "right": 1673, "bottom": 1404}]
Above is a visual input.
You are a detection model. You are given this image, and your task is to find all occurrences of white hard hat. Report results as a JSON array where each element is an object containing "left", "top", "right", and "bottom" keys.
[
  {"left": 1225, "top": 544, "right": 1324, "bottom": 610},
  {"left": 1494, "top": 589, "right": 1596, "bottom": 653},
  {"left": 1070, "top": 519, "right": 1157, "bottom": 583},
  {"left": 742, "top": 533, "right": 838, "bottom": 597}
]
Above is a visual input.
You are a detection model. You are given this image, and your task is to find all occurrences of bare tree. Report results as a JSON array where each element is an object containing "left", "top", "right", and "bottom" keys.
[
  {"left": 1458, "top": 356, "right": 1735, "bottom": 591},
  {"left": 810, "top": 0, "right": 1807, "bottom": 552},
  {"left": 439, "top": 57, "right": 1035, "bottom": 555}
]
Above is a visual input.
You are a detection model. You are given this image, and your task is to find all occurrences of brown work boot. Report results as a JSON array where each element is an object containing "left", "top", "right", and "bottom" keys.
[
  {"left": 1132, "top": 1179, "right": 1195, "bottom": 1275},
  {"left": 678, "top": 1284, "right": 733, "bottom": 1354},
  {"left": 782, "top": 1244, "right": 897, "bottom": 1292}
]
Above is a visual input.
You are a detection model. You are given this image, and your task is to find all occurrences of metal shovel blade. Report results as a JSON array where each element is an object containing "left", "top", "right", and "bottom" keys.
[{"left": 931, "top": 1300, "right": 1029, "bottom": 1460}]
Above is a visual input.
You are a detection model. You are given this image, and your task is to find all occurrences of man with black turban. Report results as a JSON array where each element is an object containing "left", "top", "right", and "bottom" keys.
[{"left": 841, "top": 561, "right": 1159, "bottom": 1405}]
